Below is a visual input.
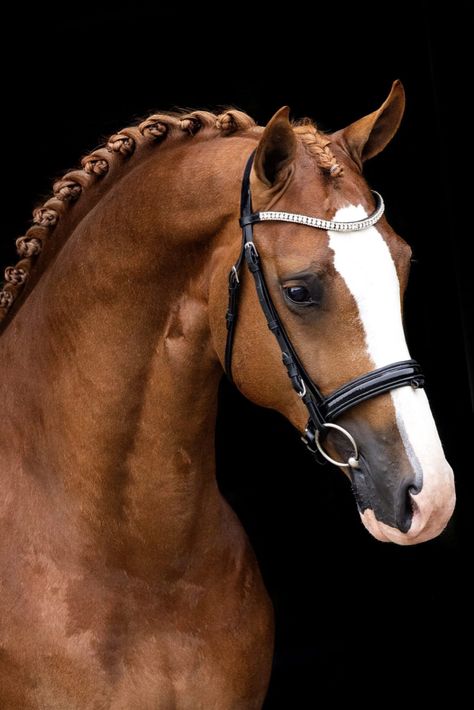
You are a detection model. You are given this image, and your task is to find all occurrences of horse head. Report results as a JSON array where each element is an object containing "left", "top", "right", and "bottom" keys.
[{"left": 211, "top": 82, "right": 455, "bottom": 544}]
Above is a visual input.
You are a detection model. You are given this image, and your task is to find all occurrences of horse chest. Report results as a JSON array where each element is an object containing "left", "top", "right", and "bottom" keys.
[{"left": 0, "top": 540, "right": 273, "bottom": 709}]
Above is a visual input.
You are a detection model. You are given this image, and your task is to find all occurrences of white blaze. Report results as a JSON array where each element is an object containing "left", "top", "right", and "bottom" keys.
[{"left": 327, "top": 204, "right": 455, "bottom": 542}]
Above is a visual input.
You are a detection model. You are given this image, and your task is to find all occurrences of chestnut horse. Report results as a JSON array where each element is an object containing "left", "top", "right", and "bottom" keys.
[{"left": 0, "top": 82, "right": 455, "bottom": 708}]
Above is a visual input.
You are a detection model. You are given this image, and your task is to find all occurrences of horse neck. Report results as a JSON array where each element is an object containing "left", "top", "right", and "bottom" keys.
[{"left": 0, "top": 136, "right": 250, "bottom": 577}]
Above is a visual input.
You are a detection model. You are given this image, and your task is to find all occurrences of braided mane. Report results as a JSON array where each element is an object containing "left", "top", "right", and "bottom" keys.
[
  {"left": 0, "top": 109, "right": 341, "bottom": 326},
  {"left": 293, "top": 119, "right": 344, "bottom": 177}
]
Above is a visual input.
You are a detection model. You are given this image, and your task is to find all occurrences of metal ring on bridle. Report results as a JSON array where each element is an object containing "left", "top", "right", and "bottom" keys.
[{"left": 314, "top": 422, "right": 360, "bottom": 469}]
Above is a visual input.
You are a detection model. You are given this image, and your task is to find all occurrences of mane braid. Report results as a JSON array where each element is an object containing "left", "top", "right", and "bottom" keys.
[
  {"left": 0, "top": 109, "right": 340, "bottom": 327},
  {"left": 0, "top": 108, "right": 256, "bottom": 326}
]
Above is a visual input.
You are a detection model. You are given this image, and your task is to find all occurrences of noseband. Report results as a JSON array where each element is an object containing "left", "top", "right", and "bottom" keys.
[{"left": 225, "top": 152, "right": 424, "bottom": 468}]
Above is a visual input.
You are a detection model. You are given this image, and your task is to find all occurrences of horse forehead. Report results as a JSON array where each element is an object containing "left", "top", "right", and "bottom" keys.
[
  {"left": 266, "top": 200, "right": 390, "bottom": 270},
  {"left": 327, "top": 205, "right": 407, "bottom": 356},
  {"left": 276, "top": 164, "right": 378, "bottom": 231},
  {"left": 327, "top": 204, "right": 395, "bottom": 270}
]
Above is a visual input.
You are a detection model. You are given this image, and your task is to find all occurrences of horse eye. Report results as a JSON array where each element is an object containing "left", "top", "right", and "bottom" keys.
[{"left": 285, "top": 285, "right": 312, "bottom": 304}]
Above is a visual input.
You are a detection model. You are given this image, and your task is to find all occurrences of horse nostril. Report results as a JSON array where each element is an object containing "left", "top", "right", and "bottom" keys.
[
  {"left": 348, "top": 457, "right": 421, "bottom": 534},
  {"left": 397, "top": 480, "right": 418, "bottom": 533}
]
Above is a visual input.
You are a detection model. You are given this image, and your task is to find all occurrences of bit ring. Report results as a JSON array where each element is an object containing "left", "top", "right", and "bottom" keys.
[{"left": 315, "top": 422, "right": 360, "bottom": 469}]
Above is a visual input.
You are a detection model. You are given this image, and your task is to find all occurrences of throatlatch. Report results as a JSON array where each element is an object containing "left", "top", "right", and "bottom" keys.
[{"left": 225, "top": 152, "right": 424, "bottom": 468}]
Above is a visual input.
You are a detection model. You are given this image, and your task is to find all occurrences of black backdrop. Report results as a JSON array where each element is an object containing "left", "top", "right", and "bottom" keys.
[{"left": 2, "top": 3, "right": 472, "bottom": 706}]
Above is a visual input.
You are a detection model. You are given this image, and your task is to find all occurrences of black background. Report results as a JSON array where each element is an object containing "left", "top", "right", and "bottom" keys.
[{"left": 2, "top": 3, "right": 472, "bottom": 706}]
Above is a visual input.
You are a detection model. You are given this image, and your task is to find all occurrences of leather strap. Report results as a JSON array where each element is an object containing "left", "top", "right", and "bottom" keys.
[
  {"left": 323, "top": 360, "right": 424, "bottom": 421},
  {"left": 225, "top": 151, "right": 255, "bottom": 380}
]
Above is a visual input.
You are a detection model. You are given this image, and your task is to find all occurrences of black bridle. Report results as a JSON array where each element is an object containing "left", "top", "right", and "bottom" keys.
[{"left": 224, "top": 151, "right": 424, "bottom": 468}]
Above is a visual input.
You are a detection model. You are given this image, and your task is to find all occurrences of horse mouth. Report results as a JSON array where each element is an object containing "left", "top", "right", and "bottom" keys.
[
  {"left": 358, "top": 477, "right": 455, "bottom": 546},
  {"left": 349, "top": 455, "right": 418, "bottom": 535}
]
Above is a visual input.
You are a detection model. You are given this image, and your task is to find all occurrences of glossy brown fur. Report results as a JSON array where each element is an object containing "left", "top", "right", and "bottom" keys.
[{"left": 0, "top": 84, "right": 435, "bottom": 708}]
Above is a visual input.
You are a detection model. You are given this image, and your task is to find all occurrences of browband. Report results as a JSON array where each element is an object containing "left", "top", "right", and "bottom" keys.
[{"left": 240, "top": 190, "right": 385, "bottom": 233}]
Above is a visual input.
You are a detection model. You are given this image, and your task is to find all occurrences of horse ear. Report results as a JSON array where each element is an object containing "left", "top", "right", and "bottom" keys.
[
  {"left": 253, "top": 106, "right": 296, "bottom": 186},
  {"left": 341, "top": 80, "right": 405, "bottom": 165}
]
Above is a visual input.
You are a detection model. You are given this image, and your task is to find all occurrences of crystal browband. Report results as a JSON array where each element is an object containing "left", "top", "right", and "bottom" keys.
[{"left": 240, "top": 190, "right": 385, "bottom": 232}]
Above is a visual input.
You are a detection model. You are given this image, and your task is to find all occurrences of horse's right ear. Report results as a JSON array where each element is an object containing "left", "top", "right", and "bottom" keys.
[
  {"left": 339, "top": 80, "right": 405, "bottom": 167},
  {"left": 253, "top": 107, "right": 296, "bottom": 187}
]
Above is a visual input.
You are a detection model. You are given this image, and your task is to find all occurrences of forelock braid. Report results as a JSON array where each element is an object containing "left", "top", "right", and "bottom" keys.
[{"left": 293, "top": 120, "right": 343, "bottom": 178}]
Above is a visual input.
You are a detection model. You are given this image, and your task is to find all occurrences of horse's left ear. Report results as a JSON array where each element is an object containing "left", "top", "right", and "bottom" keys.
[{"left": 340, "top": 80, "right": 405, "bottom": 165}]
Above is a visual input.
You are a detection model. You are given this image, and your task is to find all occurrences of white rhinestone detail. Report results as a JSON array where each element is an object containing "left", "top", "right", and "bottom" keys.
[{"left": 257, "top": 191, "right": 384, "bottom": 232}]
